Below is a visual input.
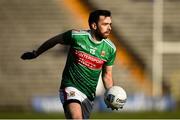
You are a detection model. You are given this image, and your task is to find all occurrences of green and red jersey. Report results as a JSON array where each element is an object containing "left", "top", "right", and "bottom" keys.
[{"left": 60, "top": 30, "right": 116, "bottom": 101}]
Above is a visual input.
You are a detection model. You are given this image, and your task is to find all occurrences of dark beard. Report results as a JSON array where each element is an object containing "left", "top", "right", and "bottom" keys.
[{"left": 94, "top": 30, "right": 106, "bottom": 41}]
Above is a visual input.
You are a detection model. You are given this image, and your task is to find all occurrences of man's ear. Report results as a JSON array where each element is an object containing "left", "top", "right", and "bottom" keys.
[{"left": 91, "top": 23, "right": 97, "bottom": 30}]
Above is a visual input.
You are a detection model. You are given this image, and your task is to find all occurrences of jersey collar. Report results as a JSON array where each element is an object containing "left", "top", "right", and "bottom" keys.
[{"left": 88, "top": 30, "right": 104, "bottom": 44}]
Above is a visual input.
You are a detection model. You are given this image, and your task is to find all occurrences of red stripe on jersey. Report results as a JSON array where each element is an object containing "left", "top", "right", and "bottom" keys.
[{"left": 72, "top": 49, "right": 106, "bottom": 70}]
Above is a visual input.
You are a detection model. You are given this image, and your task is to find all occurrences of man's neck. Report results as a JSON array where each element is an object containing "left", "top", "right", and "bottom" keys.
[{"left": 90, "top": 30, "right": 103, "bottom": 42}]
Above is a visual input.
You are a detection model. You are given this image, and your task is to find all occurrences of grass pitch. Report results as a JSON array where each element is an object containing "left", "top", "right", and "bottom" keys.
[{"left": 0, "top": 111, "right": 180, "bottom": 119}]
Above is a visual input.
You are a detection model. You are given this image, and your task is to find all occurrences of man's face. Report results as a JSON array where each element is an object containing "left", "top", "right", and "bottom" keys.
[{"left": 96, "top": 16, "right": 112, "bottom": 39}]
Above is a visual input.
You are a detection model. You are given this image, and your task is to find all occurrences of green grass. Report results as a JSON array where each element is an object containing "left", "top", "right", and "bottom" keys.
[
  {"left": 0, "top": 112, "right": 65, "bottom": 119},
  {"left": 0, "top": 111, "right": 180, "bottom": 119},
  {"left": 91, "top": 111, "right": 180, "bottom": 119}
]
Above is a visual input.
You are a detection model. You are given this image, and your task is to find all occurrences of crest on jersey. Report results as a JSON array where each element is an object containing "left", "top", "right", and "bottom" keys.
[
  {"left": 101, "top": 51, "right": 106, "bottom": 57},
  {"left": 69, "top": 91, "right": 75, "bottom": 97}
]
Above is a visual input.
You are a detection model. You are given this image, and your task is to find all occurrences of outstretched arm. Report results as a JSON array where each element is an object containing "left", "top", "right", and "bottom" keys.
[
  {"left": 35, "top": 33, "right": 64, "bottom": 57},
  {"left": 102, "top": 65, "right": 114, "bottom": 90},
  {"left": 21, "top": 33, "right": 64, "bottom": 60}
]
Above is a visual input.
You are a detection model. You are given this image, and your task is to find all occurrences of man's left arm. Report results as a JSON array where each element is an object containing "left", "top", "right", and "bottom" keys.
[{"left": 102, "top": 65, "right": 114, "bottom": 90}]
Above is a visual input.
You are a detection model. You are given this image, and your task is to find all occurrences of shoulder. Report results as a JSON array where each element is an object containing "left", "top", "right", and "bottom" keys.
[
  {"left": 71, "top": 29, "right": 90, "bottom": 36},
  {"left": 103, "top": 39, "right": 116, "bottom": 53}
]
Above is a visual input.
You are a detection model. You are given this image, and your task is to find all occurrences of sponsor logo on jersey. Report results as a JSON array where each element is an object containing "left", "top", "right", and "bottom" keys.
[{"left": 72, "top": 50, "right": 106, "bottom": 70}]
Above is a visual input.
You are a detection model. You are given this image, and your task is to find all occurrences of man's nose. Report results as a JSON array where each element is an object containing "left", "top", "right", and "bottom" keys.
[{"left": 108, "top": 25, "right": 112, "bottom": 31}]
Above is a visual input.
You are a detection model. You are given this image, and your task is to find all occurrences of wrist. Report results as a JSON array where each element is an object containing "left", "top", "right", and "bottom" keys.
[
  {"left": 32, "top": 50, "right": 38, "bottom": 57},
  {"left": 105, "top": 84, "right": 113, "bottom": 90}
]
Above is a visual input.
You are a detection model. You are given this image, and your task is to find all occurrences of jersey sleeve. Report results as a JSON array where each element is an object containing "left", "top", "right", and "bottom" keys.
[
  {"left": 61, "top": 30, "right": 73, "bottom": 45},
  {"left": 105, "top": 50, "right": 116, "bottom": 66}
]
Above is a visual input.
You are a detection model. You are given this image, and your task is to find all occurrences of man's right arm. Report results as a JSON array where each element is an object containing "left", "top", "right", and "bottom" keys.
[{"left": 21, "top": 32, "right": 65, "bottom": 60}]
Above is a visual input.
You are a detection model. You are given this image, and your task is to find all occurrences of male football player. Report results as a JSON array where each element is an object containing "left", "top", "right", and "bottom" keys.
[{"left": 21, "top": 10, "right": 116, "bottom": 119}]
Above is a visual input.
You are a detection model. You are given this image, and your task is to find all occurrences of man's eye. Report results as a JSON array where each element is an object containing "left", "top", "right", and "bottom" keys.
[{"left": 103, "top": 23, "right": 108, "bottom": 26}]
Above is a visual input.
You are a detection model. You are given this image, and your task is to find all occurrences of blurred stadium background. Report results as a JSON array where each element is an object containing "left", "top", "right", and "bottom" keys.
[{"left": 0, "top": 0, "right": 180, "bottom": 119}]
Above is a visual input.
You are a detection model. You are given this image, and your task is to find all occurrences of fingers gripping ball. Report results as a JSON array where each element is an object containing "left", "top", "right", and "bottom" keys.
[{"left": 104, "top": 86, "right": 127, "bottom": 110}]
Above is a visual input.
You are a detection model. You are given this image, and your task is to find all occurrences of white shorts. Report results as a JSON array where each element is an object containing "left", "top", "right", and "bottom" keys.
[{"left": 59, "top": 87, "right": 93, "bottom": 119}]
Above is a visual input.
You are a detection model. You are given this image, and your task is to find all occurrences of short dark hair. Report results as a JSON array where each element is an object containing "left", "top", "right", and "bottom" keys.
[{"left": 88, "top": 10, "right": 111, "bottom": 29}]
